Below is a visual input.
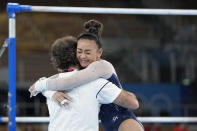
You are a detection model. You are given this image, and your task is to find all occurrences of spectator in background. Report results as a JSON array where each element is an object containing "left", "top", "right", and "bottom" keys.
[
  {"left": 174, "top": 124, "right": 189, "bottom": 131},
  {"left": 150, "top": 124, "right": 161, "bottom": 131},
  {"left": 144, "top": 123, "right": 161, "bottom": 131}
]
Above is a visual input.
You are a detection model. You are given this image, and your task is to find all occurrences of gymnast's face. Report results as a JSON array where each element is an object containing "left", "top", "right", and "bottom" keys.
[{"left": 77, "top": 39, "right": 103, "bottom": 68}]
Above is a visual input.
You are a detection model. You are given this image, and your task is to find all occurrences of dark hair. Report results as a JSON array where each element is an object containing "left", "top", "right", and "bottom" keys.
[
  {"left": 51, "top": 36, "right": 79, "bottom": 70},
  {"left": 77, "top": 20, "right": 103, "bottom": 48}
]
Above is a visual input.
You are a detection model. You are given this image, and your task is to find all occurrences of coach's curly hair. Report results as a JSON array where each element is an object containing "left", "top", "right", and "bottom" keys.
[
  {"left": 77, "top": 19, "right": 103, "bottom": 48},
  {"left": 50, "top": 36, "right": 79, "bottom": 70}
]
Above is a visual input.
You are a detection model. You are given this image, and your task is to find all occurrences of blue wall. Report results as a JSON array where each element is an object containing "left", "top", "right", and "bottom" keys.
[{"left": 123, "top": 84, "right": 182, "bottom": 116}]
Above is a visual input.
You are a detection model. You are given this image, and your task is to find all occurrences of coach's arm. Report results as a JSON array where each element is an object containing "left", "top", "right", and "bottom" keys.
[{"left": 113, "top": 90, "right": 139, "bottom": 110}]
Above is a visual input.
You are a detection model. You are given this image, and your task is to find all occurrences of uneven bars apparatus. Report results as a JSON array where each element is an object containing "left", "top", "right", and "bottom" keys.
[
  {"left": 1, "top": 117, "right": 197, "bottom": 123},
  {"left": 6, "top": 3, "right": 197, "bottom": 131}
]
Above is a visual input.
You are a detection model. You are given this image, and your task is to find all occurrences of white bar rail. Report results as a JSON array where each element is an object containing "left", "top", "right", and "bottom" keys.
[
  {"left": 1, "top": 117, "right": 197, "bottom": 123},
  {"left": 30, "top": 6, "right": 197, "bottom": 15}
]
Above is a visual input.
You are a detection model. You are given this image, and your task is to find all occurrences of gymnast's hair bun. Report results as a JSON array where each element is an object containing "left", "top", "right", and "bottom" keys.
[{"left": 84, "top": 20, "right": 103, "bottom": 38}]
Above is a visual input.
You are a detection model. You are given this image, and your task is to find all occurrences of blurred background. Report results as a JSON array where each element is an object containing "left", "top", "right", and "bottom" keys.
[{"left": 0, "top": 0, "right": 197, "bottom": 131}]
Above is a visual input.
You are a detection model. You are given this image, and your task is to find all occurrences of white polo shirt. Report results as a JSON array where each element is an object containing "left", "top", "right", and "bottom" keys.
[{"left": 44, "top": 71, "right": 121, "bottom": 131}]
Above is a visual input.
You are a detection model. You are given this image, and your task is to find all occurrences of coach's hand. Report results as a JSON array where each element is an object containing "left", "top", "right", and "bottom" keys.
[{"left": 52, "top": 91, "right": 72, "bottom": 107}]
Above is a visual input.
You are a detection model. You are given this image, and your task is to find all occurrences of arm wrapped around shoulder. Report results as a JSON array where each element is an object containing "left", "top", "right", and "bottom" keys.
[
  {"left": 34, "top": 77, "right": 48, "bottom": 92},
  {"left": 29, "top": 77, "right": 48, "bottom": 97},
  {"left": 113, "top": 90, "right": 139, "bottom": 110},
  {"left": 45, "top": 60, "right": 115, "bottom": 91},
  {"left": 87, "top": 60, "right": 114, "bottom": 78}
]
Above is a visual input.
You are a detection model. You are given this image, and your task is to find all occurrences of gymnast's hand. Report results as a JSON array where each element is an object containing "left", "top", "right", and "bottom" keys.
[
  {"left": 29, "top": 77, "right": 47, "bottom": 98},
  {"left": 52, "top": 91, "right": 72, "bottom": 107},
  {"left": 29, "top": 83, "right": 38, "bottom": 98}
]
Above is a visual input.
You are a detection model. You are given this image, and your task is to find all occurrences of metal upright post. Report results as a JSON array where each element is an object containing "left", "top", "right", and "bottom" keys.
[
  {"left": 7, "top": 3, "right": 16, "bottom": 131},
  {"left": 6, "top": 3, "right": 31, "bottom": 131}
]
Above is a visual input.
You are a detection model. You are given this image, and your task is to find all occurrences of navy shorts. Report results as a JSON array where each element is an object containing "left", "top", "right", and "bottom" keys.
[{"left": 99, "top": 103, "right": 143, "bottom": 131}]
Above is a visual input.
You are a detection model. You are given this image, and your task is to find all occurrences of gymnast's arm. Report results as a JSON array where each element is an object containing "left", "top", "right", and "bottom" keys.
[
  {"left": 31, "top": 60, "right": 112, "bottom": 98},
  {"left": 45, "top": 60, "right": 114, "bottom": 91},
  {"left": 32, "top": 60, "right": 113, "bottom": 102},
  {"left": 40, "top": 74, "right": 72, "bottom": 105},
  {"left": 29, "top": 74, "right": 60, "bottom": 98},
  {"left": 42, "top": 74, "right": 59, "bottom": 98}
]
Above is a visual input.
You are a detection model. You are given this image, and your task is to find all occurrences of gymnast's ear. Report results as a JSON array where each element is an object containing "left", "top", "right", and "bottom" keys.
[{"left": 97, "top": 48, "right": 103, "bottom": 59}]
